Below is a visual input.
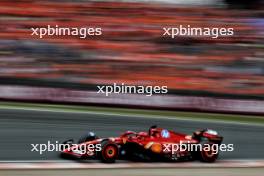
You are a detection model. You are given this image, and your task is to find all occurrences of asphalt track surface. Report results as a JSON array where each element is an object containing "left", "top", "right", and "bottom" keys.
[
  {"left": 0, "top": 108, "right": 263, "bottom": 161},
  {"left": 2, "top": 168, "right": 264, "bottom": 176}
]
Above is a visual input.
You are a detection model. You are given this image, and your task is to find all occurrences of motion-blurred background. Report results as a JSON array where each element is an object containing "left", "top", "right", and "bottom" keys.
[{"left": 0, "top": 0, "right": 263, "bottom": 114}]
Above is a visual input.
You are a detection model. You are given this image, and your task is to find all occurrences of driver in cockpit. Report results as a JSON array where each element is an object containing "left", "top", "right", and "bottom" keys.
[{"left": 149, "top": 125, "right": 160, "bottom": 138}]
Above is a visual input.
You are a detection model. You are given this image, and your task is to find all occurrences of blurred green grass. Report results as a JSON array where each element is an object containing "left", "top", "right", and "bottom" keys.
[{"left": 0, "top": 101, "right": 263, "bottom": 125}]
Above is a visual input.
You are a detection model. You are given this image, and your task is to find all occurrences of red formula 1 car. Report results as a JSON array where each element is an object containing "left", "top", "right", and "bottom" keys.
[{"left": 60, "top": 126, "right": 223, "bottom": 163}]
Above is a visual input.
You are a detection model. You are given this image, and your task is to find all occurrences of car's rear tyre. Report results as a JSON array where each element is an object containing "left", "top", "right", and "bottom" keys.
[
  {"left": 60, "top": 139, "right": 74, "bottom": 159},
  {"left": 100, "top": 141, "right": 118, "bottom": 163}
]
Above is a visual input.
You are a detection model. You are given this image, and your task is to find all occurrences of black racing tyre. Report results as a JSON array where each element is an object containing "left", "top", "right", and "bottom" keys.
[
  {"left": 99, "top": 140, "right": 118, "bottom": 163},
  {"left": 60, "top": 139, "right": 74, "bottom": 159},
  {"left": 199, "top": 142, "right": 219, "bottom": 163}
]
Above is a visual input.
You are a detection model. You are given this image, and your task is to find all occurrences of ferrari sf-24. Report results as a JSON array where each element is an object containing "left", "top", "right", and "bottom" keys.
[{"left": 60, "top": 126, "right": 223, "bottom": 163}]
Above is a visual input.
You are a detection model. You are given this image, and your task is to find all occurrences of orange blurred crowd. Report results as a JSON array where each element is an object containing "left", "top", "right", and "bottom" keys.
[{"left": 0, "top": 1, "right": 263, "bottom": 97}]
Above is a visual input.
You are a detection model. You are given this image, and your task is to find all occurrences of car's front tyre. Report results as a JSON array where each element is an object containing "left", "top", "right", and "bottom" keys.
[
  {"left": 99, "top": 140, "right": 118, "bottom": 163},
  {"left": 199, "top": 142, "right": 219, "bottom": 163}
]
